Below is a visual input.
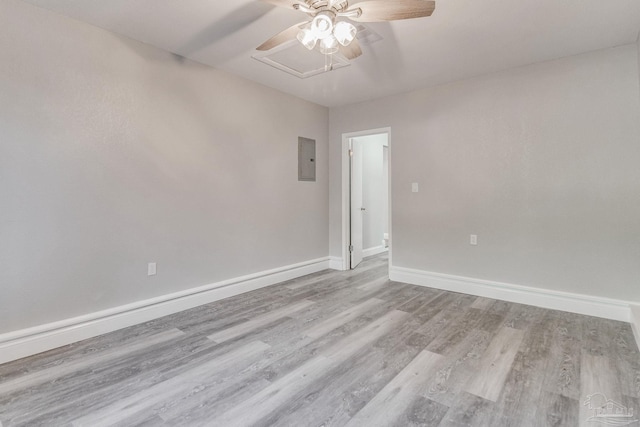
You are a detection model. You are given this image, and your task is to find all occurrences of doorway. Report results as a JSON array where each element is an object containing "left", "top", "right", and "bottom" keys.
[{"left": 342, "top": 128, "right": 391, "bottom": 270}]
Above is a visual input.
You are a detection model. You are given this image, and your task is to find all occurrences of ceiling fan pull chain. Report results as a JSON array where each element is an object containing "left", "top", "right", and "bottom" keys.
[{"left": 324, "top": 52, "right": 335, "bottom": 72}]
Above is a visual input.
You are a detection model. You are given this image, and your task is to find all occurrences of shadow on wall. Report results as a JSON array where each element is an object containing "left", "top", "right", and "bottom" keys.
[{"left": 109, "top": 2, "right": 275, "bottom": 66}]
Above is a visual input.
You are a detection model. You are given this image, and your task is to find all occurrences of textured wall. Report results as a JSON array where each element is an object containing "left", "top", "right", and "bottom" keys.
[
  {"left": 0, "top": 0, "right": 329, "bottom": 333},
  {"left": 330, "top": 45, "right": 640, "bottom": 302}
]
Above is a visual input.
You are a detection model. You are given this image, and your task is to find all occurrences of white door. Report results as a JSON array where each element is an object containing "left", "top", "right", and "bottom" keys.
[{"left": 350, "top": 138, "right": 364, "bottom": 269}]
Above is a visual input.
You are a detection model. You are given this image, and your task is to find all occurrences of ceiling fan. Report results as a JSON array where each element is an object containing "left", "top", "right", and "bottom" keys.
[{"left": 256, "top": 0, "right": 436, "bottom": 61}]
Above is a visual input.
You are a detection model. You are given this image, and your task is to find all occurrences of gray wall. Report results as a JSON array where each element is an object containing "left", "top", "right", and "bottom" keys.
[
  {"left": 0, "top": 0, "right": 329, "bottom": 333},
  {"left": 353, "top": 134, "right": 388, "bottom": 250},
  {"left": 330, "top": 45, "right": 640, "bottom": 302}
]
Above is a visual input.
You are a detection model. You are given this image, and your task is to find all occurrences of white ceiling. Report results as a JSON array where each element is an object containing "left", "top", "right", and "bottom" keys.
[{"left": 20, "top": 0, "right": 640, "bottom": 107}]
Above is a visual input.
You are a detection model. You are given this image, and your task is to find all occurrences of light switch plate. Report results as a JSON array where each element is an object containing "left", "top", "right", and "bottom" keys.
[
  {"left": 411, "top": 182, "right": 419, "bottom": 193},
  {"left": 148, "top": 262, "right": 157, "bottom": 276}
]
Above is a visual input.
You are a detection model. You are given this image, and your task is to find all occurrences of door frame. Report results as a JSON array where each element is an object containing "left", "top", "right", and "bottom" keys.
[{"left": 340, "top": 127, "right": 392, "bottom": 271}]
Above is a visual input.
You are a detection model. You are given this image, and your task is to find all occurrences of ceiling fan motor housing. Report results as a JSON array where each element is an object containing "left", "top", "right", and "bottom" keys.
[{"left": 306, "top": 0, "right": 350, "bottom": 13}]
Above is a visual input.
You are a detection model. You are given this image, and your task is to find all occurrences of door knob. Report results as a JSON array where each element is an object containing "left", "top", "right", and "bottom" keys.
[{"left": 360, "top": 207, "right": 366, "bottom": 211}]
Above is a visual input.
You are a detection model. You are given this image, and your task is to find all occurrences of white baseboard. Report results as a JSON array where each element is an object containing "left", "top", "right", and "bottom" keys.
[
  {"left": 329, "top": 256, "right": 346, "bottom": 271},
  {"left": 0, "top": 257, "right": 330, "bottom": 365},
  {"left": 363, "top": 246, "right": 388, "bottom": 258},
  {"left": 630, "top": 305, "right": 640, "bottom": 351},
  {"left": 389, "top": 265, "right": 631, "bottom": 322}
]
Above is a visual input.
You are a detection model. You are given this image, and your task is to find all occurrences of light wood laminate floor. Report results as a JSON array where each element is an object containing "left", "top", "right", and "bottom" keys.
[{"left": 1, "top": 254, "right": 639, "bottom": 426}]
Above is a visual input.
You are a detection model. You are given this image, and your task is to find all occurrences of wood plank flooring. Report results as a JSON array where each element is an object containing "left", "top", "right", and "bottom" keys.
[{"left": 1, "top": 253, "right": 639, "bottom": 426}]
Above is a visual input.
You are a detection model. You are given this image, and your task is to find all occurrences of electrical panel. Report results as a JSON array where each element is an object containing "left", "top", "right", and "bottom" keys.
[{"left": 298, "top": 137, "right": 316, "bottom": 182}]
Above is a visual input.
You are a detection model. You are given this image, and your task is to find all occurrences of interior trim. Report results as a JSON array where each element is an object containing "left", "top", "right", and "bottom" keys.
[
  {"left": 0, "top": 257, "right": 330, "bottom": 365},
  {"left": 340, "top": 127, "right": 392, "bottom": 278},
  {"left": 329, "top": 256, "right": 345, "bottom": 270},
  {"left": 389, "top": 265, "right": 631, "bottom": 322},
  {"left": 363, "top": 245, "right": 388, "bottom": 258}
]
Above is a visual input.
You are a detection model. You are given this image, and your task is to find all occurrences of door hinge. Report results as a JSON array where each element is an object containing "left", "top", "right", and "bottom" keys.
[
  {"left": 348, "top": 149, "right": 353, "bottom": 157},
  {"left": 349, "top": 245, "right": 354, "bottom": 252}
]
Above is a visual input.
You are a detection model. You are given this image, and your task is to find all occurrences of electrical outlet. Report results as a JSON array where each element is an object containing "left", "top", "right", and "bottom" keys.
[
  {"left": 148, "top": 262, "right": 157, "bottom": 276},
  {"left": 470, "top": 235, "right": 478, "bottom": 246}
]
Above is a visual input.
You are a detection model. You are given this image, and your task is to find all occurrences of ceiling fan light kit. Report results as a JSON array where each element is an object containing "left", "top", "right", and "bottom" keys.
[
  {"left": 311, "top": 13, "right": 334, "bottom": 38},
  {"left": 257, "top": 0, "right": 435, "bottom": 74},
  {"left": 319, "top": 34, "right": 339, "bottom": 54},
  {"left": 297, "top": 28, "right": 318, "bottom": 50},
  {"left": 299, "top": 12, "right": 358, "bottom": 53},
  {"left": 334, "top": 21, "right": 357, "bottom": 46}
]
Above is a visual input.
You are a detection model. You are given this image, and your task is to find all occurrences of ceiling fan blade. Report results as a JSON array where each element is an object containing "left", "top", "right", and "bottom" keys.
[
  {"left": 349, "top": 0, "right": 435, "bottom": 22},
  {"left": 339, "top": 39, "right": 363, "bottom": 60},
  {"left": 256, "top": 21, "right": 309, "bottom": 51}
]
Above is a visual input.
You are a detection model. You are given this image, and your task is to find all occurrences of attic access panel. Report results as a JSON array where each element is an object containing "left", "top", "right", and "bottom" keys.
[
  {"left": 252, "top": 39, "right": 350, "bottom": 79},
  {"left": 252, "top": 25, "right": 381, "bottom": 79}
]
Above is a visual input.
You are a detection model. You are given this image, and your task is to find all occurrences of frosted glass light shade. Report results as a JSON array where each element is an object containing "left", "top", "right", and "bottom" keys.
[
  {"left": 319, "top": 35, "right": 339, "bottom": 54},
  {"left": 334, "top": 21, "right": 357, "bottom": 46},
  {"left": 311, "top": 14, "right": 333, "bottom": 39},
  {"left": 297, "top": 28, "right": 317, "bottom": 50}
]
